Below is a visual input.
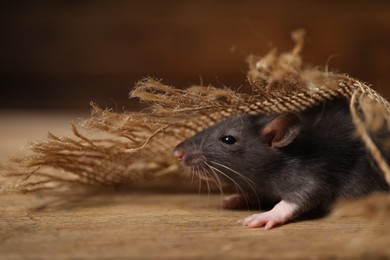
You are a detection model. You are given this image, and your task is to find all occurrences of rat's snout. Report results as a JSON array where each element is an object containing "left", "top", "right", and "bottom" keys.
[
  {"left": 173, "top": 148, "right": 186, "bottom": 161},
  {"left": 173, "top": 146, "right": 206, "bottom": 166}
]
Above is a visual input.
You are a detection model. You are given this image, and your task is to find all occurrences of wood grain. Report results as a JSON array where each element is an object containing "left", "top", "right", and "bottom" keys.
[
  {"left": 1, "top": 192, "right": 389, "bottom": 259},
  {"left": 1, "top": 113, "right": 390, "bottom": 258}
]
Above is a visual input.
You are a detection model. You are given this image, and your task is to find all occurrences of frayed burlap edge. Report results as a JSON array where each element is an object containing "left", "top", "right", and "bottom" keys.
[{"left": 2, "top": 29, "right": 390, "bottom": 193}]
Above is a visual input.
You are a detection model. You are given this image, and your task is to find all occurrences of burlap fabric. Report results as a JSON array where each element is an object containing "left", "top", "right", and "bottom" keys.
[{"left": 3, "top": 30, "right": 390, "bottom": 193}]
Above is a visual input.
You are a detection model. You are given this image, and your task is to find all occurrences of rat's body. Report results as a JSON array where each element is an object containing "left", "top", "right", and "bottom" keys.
[{"left": 173, "top": 98, "right": 389, "bottom": 229}]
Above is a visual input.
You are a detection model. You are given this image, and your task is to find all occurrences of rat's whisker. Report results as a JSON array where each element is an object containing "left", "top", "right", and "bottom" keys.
[
  {"left": 194, "top": 166, "right": 202, "bottom": 195},
  {"left": 206, "top": 163, "right": 250, "bottom": 208},
  {"left": 202, "top": 163, "right": 225, "bottom": 198},
  {"left": 203, "top": 168, "right": 211, "bottom": 197},
  {"left": 210, "top": 161, "right": 261, "bottom": 207},
  {"left": 184, "top": 167, "right": 197, "bottom": 191},
  {"left": 190, "top": 168, "right": 196, "bottom": 187},
  {"left": 200, "top": 164, "right": 213, "bottom": 197},
  {"left": 209, "top": 161, "right": 256, "bottom": 186},
  {"left": 196, "top": 165, "right": 211, "bottom": 196}
]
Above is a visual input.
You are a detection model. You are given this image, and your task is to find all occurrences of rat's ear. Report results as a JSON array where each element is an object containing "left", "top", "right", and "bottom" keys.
[{"left": 260, "top": 113, "right": 301, "bottom": 148}]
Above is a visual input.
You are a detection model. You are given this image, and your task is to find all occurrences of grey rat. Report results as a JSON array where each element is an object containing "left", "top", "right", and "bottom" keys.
[{"left": 173, "top": 98, "right": 389, "bottom": 229}]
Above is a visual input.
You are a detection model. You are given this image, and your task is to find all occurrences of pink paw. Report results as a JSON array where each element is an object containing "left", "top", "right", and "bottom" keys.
[
  {"left": 240, "top": 212, "right": 286, "bottom": 229},
  {"left": 239, "top": 200, "right": 298, "bottom": 230}
]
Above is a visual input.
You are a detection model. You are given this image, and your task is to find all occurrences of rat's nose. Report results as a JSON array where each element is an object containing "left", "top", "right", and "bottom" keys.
[{"left": 173, "top": 149, "right": 185, "bottom": 161}]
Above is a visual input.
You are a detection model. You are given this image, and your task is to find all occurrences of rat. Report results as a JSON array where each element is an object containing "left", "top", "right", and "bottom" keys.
[{"left": 173, "top": 98, "right": 389, "bottom": 229}]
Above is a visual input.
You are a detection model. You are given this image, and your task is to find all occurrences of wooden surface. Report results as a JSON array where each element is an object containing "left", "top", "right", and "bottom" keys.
[
  {"left": 1, "top": 113, "right": 390, "bottom": 259},
  {"left": 1, "top": 192, "right": 388, "bottom": 259}
]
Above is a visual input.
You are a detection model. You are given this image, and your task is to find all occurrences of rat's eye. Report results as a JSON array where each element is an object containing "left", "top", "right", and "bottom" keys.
[{"left": 221, "top": 135, "right": 237, "bottom": 145}]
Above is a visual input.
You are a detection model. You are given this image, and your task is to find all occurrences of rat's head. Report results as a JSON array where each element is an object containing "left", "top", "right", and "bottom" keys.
[{"left": 173, "top": 113, "right": 302, "bottom": 185}]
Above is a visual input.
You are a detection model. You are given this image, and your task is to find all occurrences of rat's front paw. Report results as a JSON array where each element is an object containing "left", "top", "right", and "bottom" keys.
[
  {"left": 238, "top": 200, "right": 298, "bottom": 230},
  {"left": 239, "top": 212, "right": 285, "bottom": 229}
]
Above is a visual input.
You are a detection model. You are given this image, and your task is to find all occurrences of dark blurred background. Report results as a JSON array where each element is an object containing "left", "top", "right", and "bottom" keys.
[{"left": 1, "top": 0, "right": 390, "bottom": 112}]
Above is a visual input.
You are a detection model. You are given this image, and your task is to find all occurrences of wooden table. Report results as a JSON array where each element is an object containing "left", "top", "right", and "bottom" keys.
[{"left": 1, "top": 112, "right": 389, "bottom": 259}]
